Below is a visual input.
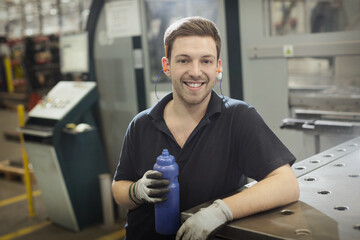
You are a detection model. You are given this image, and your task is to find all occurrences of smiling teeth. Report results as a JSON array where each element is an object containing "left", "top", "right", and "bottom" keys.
[{"left": 187, "top": 82, "right": 202, "bottom": 87}]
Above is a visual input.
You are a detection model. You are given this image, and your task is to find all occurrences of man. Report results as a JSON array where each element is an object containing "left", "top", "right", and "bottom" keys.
[{"left": 112, "top": 16, "right": 299, "bottom": 240}]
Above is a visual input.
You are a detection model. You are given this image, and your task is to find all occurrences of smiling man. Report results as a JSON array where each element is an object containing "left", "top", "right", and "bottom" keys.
[
  {"left": 112, "top": 17, "right": 299, "bottom": 240},
  {"left": 164, "top": 36, "right": 219, "bottom": 105}
]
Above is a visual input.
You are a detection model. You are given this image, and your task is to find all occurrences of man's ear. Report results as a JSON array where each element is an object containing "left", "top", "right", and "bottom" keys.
[
  {"left": 217, "top": 58, "right": 222, "bottom": 73},
  {"left": 162, "top": 57, "right": 170, "bottom": 76},
  {"left": 216, "top": 58, "right": 222, "bottom": 82}
]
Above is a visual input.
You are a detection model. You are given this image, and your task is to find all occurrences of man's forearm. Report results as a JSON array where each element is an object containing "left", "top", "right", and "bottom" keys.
[
  {"left": 112, "top": 180, "right": 140, "bottom": 210},
  {"left": 223, "top": 164, "right": 299, "bottom": 220}
]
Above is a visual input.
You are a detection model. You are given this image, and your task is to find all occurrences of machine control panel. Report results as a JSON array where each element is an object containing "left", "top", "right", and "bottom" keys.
[
  {"left": 29, "top": 81, "right": 96, "bottom": 120},
  {"left": 40, "top": 97, "right": 70, "bottom": 109}
]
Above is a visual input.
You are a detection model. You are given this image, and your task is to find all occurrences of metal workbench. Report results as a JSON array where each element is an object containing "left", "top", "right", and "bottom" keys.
[{"left": 182, "top": 137, "right": 360, "bottom": 239}]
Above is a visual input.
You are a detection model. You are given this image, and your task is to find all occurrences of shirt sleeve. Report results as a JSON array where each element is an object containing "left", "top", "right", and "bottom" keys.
[
  {"left": 235, "top": 108, "right": 296, "bottom": 181},
  {"left": 113, "top": 121, "right": 137, "bottom": 182}
]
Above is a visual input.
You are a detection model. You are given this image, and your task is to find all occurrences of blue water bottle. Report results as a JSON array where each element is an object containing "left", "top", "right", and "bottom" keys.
[{"left": 153, "top": 149, "right": 180, "bottom": 235}]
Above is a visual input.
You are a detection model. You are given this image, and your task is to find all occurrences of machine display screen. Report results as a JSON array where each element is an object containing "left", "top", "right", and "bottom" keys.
[{"left": 60, "top": 32, "right": 89, "bottom": 73}]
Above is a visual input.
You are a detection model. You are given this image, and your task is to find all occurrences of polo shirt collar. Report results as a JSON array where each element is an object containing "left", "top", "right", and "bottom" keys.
[
  {"left": 148, "top": 90, "right": 223, "bottom": 120},
  {"left": 206, "top": 90, "right": 223, "bottom": 118}
]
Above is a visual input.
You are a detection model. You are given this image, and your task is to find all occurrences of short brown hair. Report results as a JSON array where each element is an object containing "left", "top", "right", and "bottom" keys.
[{"left": 164, "top": 16, "right": 221, "bottom": 61}]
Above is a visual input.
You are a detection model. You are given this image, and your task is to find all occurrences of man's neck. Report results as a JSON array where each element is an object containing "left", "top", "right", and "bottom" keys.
[
  {"left": 169, "top": 94, "right": 211, "bottom": 123},
  {"left": 163, "top": 93, "right": 211, "bottom": 148}
]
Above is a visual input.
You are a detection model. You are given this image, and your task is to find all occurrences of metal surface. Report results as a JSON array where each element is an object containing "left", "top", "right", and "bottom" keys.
[
  {"left": 296, "top": 148, "right": 360, "bottom": 240},
  {"left": 181, "top": 137, "right": 360, "bottom": 239},
  {"left": 18, "top": 127, "right": 53, "bottom": 137},
  {"left": 289, "top": 90, "right": 360, "bottom": 114},
  {"left": 281, "top": 117, "right": 360, "bottom": 138},
  {"left": 248, "top": 40, "right": 360, "bottom": 59},
  {"left": 293, "top": 109, "right": 360, "bottom": 122},
  {"left": 25, "top": 142, "right": 79, "bottom": 231},
  {"left": 292, "top": 137, "right": 360, "bottom": 178}
]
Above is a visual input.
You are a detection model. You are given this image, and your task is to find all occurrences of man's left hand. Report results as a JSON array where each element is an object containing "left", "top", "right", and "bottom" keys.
[{"left": 176, "top": 199, "right": 233, "bottom": 240}]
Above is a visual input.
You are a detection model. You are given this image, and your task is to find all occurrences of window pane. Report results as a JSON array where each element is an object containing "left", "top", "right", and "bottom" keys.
[
  {"left": 7, "top": 3, "right": 23, "bottom": 39},
  {"left": 60, "top": 0, "right": 80, "bottom": 33},
  {"left": 267, "top": 0, "right": 360, "bottom": 36},
  {"left": 41, "top": 0, "right": 59, "bottom": 35},
  {"left": 0, "top": 2, "right": 7, "bottom": 35},
  {"left": 24, "top": 0, "right": 40, "bottom": 36}
]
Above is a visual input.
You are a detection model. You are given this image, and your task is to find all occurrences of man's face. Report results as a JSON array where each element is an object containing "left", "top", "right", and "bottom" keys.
[{"left": 164, "top": 36, "right": 221, "bottom": 106}]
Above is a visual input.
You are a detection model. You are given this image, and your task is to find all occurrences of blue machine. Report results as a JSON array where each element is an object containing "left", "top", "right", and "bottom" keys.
[{"left": 21, "top": 81, "right": 108, "bottom": 231}]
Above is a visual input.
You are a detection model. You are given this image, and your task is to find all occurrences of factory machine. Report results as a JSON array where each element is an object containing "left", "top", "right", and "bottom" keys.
[
  {"left": 281, "top": 54, "right": 360, "bottom": 157},
  {"left": 239, "top": 1, "right": 360, "bottom": 160},
  {"left": 21, "top": 81, "right": 108, "bottom": 231}
]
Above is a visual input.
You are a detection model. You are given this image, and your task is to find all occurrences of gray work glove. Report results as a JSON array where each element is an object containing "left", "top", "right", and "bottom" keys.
[
  {"left": 134, "top": 170, "right": 170, "bottom": 203},
  {"left": 176, "top": 199, "right": 233, "bottom": 240}
]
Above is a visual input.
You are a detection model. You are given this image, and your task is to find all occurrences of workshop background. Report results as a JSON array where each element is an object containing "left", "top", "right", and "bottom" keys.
[{"left": 0, "top": 0, "right": 359, "bottom": 240}]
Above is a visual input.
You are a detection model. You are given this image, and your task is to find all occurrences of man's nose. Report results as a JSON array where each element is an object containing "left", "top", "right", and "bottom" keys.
[{"left": 188, "top": 62, "right": 202, "bottom": 78}]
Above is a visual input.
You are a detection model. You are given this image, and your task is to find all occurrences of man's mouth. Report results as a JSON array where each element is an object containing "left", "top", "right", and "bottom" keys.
[{"left": 184, "top": 82, "right": 205, "bottom": 88}]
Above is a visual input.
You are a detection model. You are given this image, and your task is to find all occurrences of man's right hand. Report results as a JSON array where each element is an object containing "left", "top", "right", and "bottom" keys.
[{"left": 134, "top": 170, "right": 170, "bottom": 203}]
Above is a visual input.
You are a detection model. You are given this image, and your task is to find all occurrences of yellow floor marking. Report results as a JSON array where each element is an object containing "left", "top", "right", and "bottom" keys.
[
  {"left": 0, "top": 190, "right": 41, "bottom": 207},
  {"left": 96, "top": 228, "right": 126, "bottom": 240},
  {"left": 0, "top": 221, "right": 51, "bottom": 240}
]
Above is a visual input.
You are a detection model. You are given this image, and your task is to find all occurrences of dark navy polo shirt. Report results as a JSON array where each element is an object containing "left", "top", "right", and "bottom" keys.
[{"left": 114, "top": 90, "right": 295, "bottom": 239}]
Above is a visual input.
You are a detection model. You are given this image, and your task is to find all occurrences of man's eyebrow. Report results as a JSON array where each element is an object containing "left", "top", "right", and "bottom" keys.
[
  {"left": 174, "top": 54, "right": 216, "bottom": 59},
  {"left": 201, "top": 55, "right": 216, "bottom": 59},
  {"left": 174, "top": 54, "right": 190, "bottom": 58}
]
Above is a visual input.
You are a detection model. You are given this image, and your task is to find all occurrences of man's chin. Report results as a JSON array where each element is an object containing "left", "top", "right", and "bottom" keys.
[{"left": 182, "top": 93, "right": 210, "bottom": 106}]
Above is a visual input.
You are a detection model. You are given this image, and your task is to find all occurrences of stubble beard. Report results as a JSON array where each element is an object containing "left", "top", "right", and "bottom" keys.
[{"left": 174, "top": 77, "right": 214, "bottom": 106}]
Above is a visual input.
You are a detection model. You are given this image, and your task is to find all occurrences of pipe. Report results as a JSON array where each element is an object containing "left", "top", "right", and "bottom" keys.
[
  {"left": 17, "top": 104, "right": 35, "bottom": 218},
  {"left": 99, "top": 173, "right": 115, "bottom": 228}
]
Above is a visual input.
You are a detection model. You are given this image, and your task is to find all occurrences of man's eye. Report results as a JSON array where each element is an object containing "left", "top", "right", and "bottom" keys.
[
  {"left": 203, "top": 60, "right": 212, "bottom": 64},
  {"left": 179, "top": 59, "right": 187, "bottom": 63}
]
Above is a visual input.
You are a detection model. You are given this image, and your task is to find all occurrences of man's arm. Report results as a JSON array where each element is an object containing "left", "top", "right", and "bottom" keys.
[
  {"left": 112, "top": 180, "right": 139, "bottom": 210},
  {"left": 176, "top": 164, "right": 299, "bottom": 239},
  {"left": 223, "top": 163, "right": 299, "bottom": 219}
]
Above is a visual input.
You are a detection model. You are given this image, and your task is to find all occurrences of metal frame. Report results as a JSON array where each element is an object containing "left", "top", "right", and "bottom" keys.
[{"left": 248, "top": 40, "right": 360, "bottom": 59}]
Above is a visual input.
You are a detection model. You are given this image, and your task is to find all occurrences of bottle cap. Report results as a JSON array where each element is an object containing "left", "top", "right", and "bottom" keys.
[{"left": 156, "top": 149, "right": 175, "bottom": 166}]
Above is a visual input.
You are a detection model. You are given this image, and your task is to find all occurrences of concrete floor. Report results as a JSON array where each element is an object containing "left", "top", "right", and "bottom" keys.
[{"left": 0, "top": 108, "right": 125, "bottom": 240}]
